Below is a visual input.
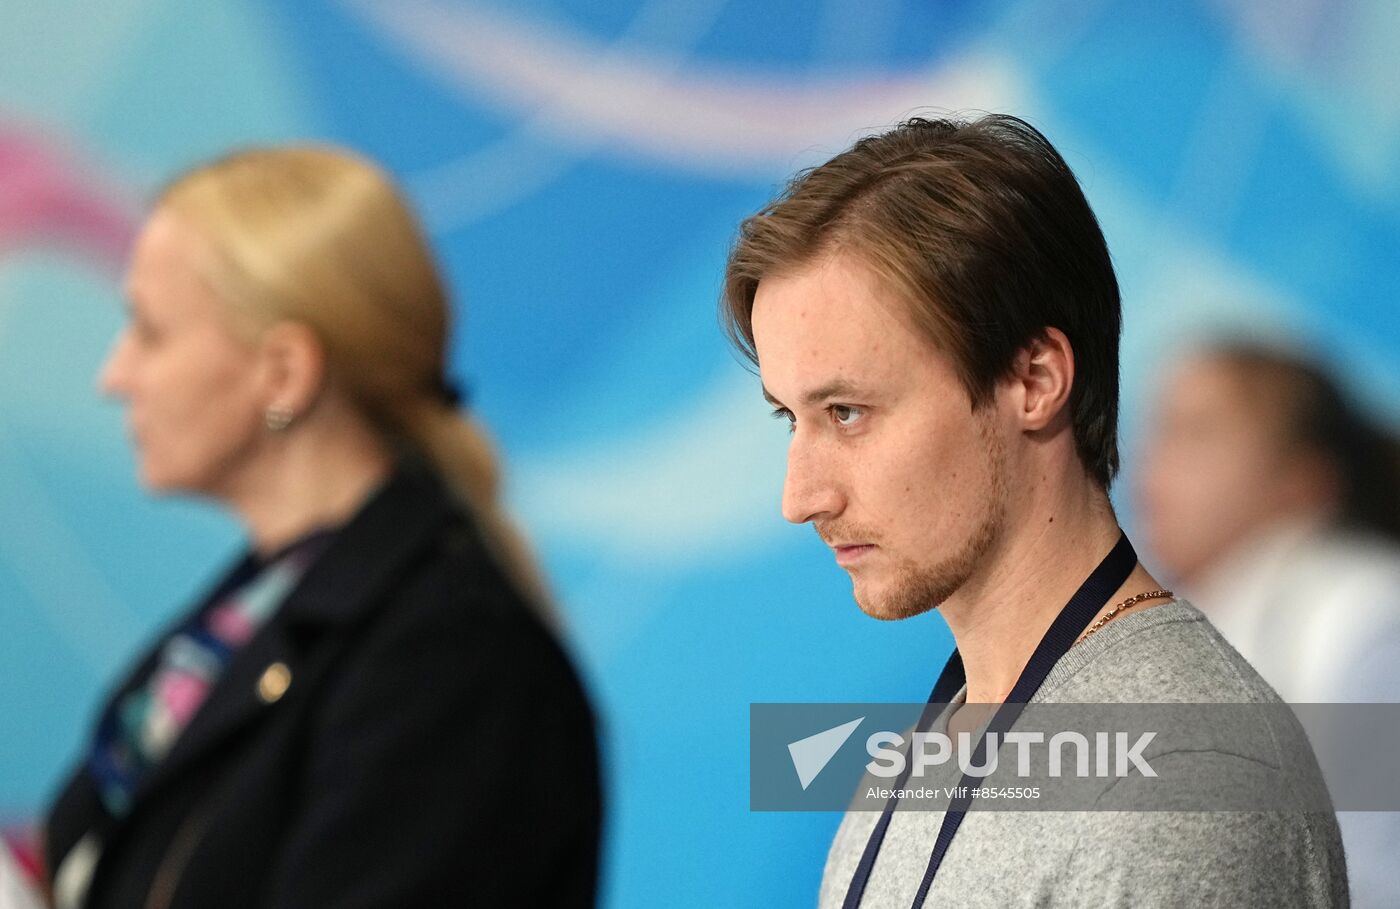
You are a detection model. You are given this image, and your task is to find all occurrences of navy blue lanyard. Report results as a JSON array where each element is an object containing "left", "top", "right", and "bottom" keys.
[{"left": 841, "top": 533, "right": 1139, "bottom": 909}]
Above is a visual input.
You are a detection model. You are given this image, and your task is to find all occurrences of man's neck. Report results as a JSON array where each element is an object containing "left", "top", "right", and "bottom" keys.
[{"left": 938, "top": 477, "right": 1159, "bottom": 704}]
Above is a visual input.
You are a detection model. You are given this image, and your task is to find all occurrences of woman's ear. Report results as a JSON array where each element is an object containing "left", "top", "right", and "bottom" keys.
[
  {"left": 258, "top": 321, "right": 326, "bottom": 419},
  {"left": 1012, "top": 327, "right": 1075, "bottom": 432}
]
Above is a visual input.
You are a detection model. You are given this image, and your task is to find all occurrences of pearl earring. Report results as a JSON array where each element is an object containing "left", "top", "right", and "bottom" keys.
[{"left": 264, "top": 408, "right": 295, "bottom": 432}]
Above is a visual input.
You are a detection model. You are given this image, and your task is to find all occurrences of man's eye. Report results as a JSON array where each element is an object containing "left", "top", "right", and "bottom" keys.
[
  {"left": 771, "top": 408, "right": 796, "bottom": 433},
  {"left": 830, "top": 404, "right": 865, "bottom": 427}
]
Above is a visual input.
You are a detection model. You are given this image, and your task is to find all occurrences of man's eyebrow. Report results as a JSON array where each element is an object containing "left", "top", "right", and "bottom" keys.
[{"left": 762, "top": 379, "right": 865, "bottom": 409}]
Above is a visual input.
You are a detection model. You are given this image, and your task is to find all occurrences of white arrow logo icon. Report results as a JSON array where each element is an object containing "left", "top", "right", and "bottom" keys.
[{"left": 788, "top": 717, "right": 865, "bottom": 790}]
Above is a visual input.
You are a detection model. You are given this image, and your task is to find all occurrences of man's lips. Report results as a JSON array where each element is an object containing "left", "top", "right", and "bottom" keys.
[{"left": 831, "top": 543, "right": 875, "bottom": 567}]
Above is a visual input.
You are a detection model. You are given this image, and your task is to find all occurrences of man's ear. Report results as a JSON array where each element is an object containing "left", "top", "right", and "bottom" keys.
[
  {"left": 1010, "top": 327, "right": 1074, "bottom": 432},
  {"left": 258, "top": 321, "right": 326, "bottom": 418}
]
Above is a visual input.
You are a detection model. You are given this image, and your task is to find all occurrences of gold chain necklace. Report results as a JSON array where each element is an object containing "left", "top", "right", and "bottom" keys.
[{"left": 1076, "top": 589, "right": 1174, "bottom": 644}]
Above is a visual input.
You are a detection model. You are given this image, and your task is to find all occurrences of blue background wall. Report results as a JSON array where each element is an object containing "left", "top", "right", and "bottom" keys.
[{"left": 2, "top": 1, "right": 1397, "bottom": 905}]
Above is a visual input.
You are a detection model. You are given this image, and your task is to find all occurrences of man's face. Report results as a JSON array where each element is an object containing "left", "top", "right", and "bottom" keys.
[{"left": 752, "top": 252, "right": 1008, "bottom": 620}]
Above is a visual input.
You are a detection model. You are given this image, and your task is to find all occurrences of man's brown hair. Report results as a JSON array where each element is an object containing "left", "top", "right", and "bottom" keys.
[{"left": 722, "top": 114, "right": 1122, "bottom": 487}]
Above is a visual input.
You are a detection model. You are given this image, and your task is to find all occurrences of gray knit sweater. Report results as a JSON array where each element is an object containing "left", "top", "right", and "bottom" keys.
[{"left": 818, "top": 599, "right": 1349, "bottom": 907}]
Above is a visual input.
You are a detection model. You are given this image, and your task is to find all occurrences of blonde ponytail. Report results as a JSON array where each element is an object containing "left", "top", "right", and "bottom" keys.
[{"left": 400, "top": 402, "right": 554, "bottom": 617}]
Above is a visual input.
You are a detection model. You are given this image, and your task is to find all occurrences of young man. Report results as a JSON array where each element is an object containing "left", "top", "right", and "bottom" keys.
[{"left": 723, "top": 115, "right": 1347, "bottom": 907}]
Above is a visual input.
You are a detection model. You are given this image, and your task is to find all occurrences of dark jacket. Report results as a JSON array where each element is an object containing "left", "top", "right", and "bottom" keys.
[{"left": 45, "top": 461, "right": 601, "bottom": 908}]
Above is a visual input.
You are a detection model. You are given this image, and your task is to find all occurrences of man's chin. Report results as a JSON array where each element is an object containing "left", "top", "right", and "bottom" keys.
[{"left": 851, "top": 580, "right": 938, "bottom": 622}]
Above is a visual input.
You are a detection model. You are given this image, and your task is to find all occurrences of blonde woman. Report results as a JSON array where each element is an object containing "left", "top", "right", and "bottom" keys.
[{"left": 43, "top": 148, "right": 601, "bottom": 908}]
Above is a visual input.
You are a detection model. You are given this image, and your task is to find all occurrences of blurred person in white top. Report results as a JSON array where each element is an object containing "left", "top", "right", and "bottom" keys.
[{"left": 1137, "top": 340, "right": 1400, "bottom": 907}]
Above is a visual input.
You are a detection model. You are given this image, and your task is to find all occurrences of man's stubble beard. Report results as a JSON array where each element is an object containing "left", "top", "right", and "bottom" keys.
[{"left": 851, "top": 416, "right": 1009, "bottom": 621}]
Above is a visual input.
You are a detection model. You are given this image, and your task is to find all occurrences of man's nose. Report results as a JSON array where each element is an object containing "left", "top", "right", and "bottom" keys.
[{"left": 781, "top": 435, "right": 843, "bottom": 524}]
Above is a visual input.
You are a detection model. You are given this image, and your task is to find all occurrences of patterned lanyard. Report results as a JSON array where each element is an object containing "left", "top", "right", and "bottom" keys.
[
  {"left": 841, "top": 533, "right": 1139, "bottom": 908},
  {"left": 89, "top": 531, "right": 332, "bottom": 817}
]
